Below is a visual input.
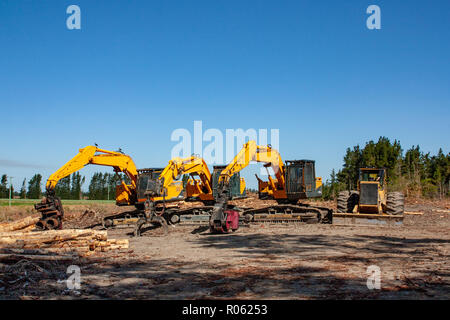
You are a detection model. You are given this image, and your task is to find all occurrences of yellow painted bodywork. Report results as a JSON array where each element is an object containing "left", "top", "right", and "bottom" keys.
[
  {"left": 46, "top": 146, "right": 186, "bottom": 206},
  {"left": 46, "top": 146, "right": 138, "bottom": 206},
  {"left": 141, "top": 181, "right": 184, "bottom": 203},
  {"left": 219, "top": 140, "right": 288, "bottom": 199},
  {"left": 239, "top": 177, "right": 246, "bottom": 195},
  {"left": 185, "top": 178, "right": 214, "bottom": 201},
  {"left": 356, "top": 181, "right": 386, "bottom": 214},
  {"left": 355, "top": 168, "right": 387, "bottom": 214},
  {"left": 153, "top": 156, "right": 214, "bottom": 202},
  {"left": 186, "top": 175, "right": 246, "bottom": 201},
  {"left": 185, "top": 178, "right": 202, "bottom": 198},
  {"left": 166, "top": 181, "right": 184, "bottom": 200},
  {"left": 257, "top": 169, "right": 323, "bottom": 199},
  {"left": 315, "top": 177, "right": 323, "bottom": 190}
]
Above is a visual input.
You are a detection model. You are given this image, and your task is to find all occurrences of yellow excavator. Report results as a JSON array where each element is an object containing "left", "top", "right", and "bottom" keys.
[
  {"left": 133, "top": 155, "right": 219, "bottom": 235},
  {"left": 209, "top": 140, "right": 332, "bottom": 233},
  {"left": 35, "top": 146, "right": 246, "bottom": 234},
  {"left": 34, "top": 146, "right": 184, "bottom": 230},
  {"left": 106, "top": 158, "right": 248, "bottom": 233},
  {"left": 185, "top": 164, "right": 246, "bottom": 204}
]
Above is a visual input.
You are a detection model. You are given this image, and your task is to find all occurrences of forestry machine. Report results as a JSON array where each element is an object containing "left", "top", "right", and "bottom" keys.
[
  {"left": 185, "top": 164, "right": 246, "bottom": 204},
  {"left": 333, "top": 167, "right": 404, "bottom": 225},
  {"left": 133, "top": 155, "right": 217, "bottom": 236},
  {"left": 209, "top": 140, "right": 333, "bottom": 233},
  {"left": 34, "top": 146, "right": 184, "bottom": 230}
]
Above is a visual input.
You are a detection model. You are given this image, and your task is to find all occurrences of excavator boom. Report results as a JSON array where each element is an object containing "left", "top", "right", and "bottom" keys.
[
  {"left": 35, "top": 146, "right": 138, "bottom": 230},
  {"left": 159, "top": 156, "right": 212, "bottom": 195},
  {"left": 218, "top": 140, "right": 284, "bottom": 191},
  {"left": 45, "top": 146, "right": 137, "bottom": 191}
]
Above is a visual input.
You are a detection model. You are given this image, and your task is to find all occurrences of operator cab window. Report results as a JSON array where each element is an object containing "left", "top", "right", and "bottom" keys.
[
  {"left": 360, "top": 170, "right": 384, "bottom": 185},
  {"left": 138, "top": 175, "right": 149, "bottom": 190}
]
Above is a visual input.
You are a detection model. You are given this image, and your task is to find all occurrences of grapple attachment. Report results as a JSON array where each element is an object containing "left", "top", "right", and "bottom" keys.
[{"left": 34, "top": 194, "right": 64, "bottom": 230}]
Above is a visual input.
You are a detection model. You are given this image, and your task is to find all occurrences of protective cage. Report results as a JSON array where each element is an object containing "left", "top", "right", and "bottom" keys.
[
  {"left": 285, "top": 160, "right": 321, "bottom": 200},
  {"left": 359, "top": 183, "right": 378, "bottom": 205},
  {"left": 136, "top": 168, "right": 165, "bottom": 199},
  {"left": 212, "top": 165, "right": 245, "bottom": 199}
]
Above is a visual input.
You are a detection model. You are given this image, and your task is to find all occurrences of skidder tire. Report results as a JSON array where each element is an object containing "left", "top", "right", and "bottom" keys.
[
  {"left": 337, "top": 191, "right": 358, "bottom": 213},
  {"left": 337, "top": 191, "right": 350, "bottom": 213},
  {"left": 386, "top": 192, "right": 405, "bottom": 215},
  {"left": 348, "top": 190, "right": 359, "bottom": 213}
]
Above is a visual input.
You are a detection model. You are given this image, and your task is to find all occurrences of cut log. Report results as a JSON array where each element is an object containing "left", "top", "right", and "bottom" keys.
[
  {"left": 432, "top": 209, "right": 450, "bottom": 213},
  {"left": 0, "top": 229, "right": 107, "bottom": 242},
  {"left": 0, "top": 253, "right": 77, "bottom": 262},
  {"left": 19, "top": 225, "right": 36, "bottom": 232},
  {"left": 0, "top": 215, "right": 40, "bottom": 232},
  {"left": 0, "top": 247, "right": 77, "bottom": 256},
  {"left": 0, "top": 228, "right": 128, "bottom": 257}
]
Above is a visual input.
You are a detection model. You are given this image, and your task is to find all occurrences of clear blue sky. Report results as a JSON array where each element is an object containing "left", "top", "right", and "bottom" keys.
[{"left": 0, "top": 0, "right": 449, "bottom": 191}]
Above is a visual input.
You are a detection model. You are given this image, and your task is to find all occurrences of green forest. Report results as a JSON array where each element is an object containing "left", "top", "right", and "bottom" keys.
[
  {"left": 1, "top": 137, "right": 448, "bottom": 200},
  {"left": 321, "top": 137, "right": 449, "bottom": 200},
  {"left": 0, "top": 172, "right": 130, "bottom": 200}
]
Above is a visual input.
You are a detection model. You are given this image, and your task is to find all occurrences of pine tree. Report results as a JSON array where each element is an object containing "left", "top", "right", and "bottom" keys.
[
  {"left": 20, "top": 178, "right": 27, "bottom": 199},
  {"left": 70, "top": 172, "right": 85, "bottom": 200},
  {"left": 27, "top": 174, "right": 42, "bottom": 199},
  {"left": 0, "top": 174, "right": 7, "bottom": 198},
  {"left": 334, "top": 138, "right": 447, "bottom": 198},
  {"left": 55, "top": 175, "right": 71, "bottom": 199},
  {"left": 330, "top": 168, "right": 338, "bottom": 199}
]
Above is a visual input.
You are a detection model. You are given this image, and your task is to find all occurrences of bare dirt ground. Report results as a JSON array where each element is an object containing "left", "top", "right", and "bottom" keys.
[{"left": 0, "top": 196, "right": 449, "bottom": 300}]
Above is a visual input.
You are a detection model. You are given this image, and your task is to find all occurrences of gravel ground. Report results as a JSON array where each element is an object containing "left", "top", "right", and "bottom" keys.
[{"left": 0, "top": 198, "right": 449, "bottom": 300}]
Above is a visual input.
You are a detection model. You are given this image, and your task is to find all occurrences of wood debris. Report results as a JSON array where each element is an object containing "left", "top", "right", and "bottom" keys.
[
  {"left": 0, "top": 215, "right": 40, "bottom": 233},
  {"left": 432, "top": 209, "right": 450, "bottom": 213},
  {"left": 0, "top": 216, "right": 129, "bottom": 260}
]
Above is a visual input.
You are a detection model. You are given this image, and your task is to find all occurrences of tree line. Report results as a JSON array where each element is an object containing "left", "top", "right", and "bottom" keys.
[
  {"left": 322, "top": 137, "right": 449, "bottom": 199},
  {"left": 2, "top": 137, "right": 448, "bottom": 200},
  {"left": 0, "top": 173, "right": 43, "bottom": 199},
  {"left": 1, "top": 172, "right": 130, "bottom": 200}
]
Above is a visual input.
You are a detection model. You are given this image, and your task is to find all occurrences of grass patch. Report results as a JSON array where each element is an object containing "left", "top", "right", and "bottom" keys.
[{"left": 0, "top": 199, "right": 116, "bottom": 207}]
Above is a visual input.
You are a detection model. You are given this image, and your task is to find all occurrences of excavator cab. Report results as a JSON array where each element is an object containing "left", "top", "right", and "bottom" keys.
[
  {"left": 212, "top": 165, "right": 246, "bottom": 200},
  {"left": 284, "top": 160, "right": 322, "bottom": 202},
  {"left": 135, "top": 168, "right": 183, "bottom": 203},
  {"left": 136, "top": 168, "right": 164, "bottom": 199},
  {"left": 258, "top": 160, "right": 322, "bottom": 203}
]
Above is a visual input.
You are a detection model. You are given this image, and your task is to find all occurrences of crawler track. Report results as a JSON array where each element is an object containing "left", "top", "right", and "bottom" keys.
[{"left": 242, "top": 204, "right": 333, "bottom": 224}]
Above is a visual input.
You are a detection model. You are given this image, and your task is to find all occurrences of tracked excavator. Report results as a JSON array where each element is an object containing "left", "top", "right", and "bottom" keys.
[
  {"left": 133, "top": 155, "right": 220, "bottom": 236},
  {"left": 209, "top": 141, "right": 333, "bottom": 233},
  {"left": 34, "top": 146, "right": 184, "bottom": 230},
  {"left": 185, "top": 165, "right": 246, "bottom": 204},
  {"left": 106, "top": 159, "right": 247, "bottom": 232}
]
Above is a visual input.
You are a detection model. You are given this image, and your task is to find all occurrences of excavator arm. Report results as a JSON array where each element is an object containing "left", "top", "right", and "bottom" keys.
[
  {"left": 210, "top": 140, "right": 285, "bottom": 232},
  {"left": 45, "top": 146, "right": 137, "bottom": 193},
  {"left": 35, "top": 146, "right": 138, "bottom": 230},
  {"left": 218, "top": 140, "right": 285, "bottom": 192},
  {"left": 159, "top": 156, "right": 212, "bottom": 196}
]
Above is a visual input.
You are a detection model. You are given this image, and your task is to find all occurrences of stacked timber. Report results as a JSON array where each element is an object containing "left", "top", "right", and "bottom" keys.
[
  {"left": 0, "top": 216, "right": 129, "bottom": 260},
  {"left": 0, "top": 215, "right": 40, "bottom": 233}
]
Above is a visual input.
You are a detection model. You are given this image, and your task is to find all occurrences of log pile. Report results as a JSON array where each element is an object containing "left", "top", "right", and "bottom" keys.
[
  {"left": 0, "top": 216, "right": 129, "bottom": 260},
  {"left": 0, "top": 215, "right": 40, "bottom": 233}
]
